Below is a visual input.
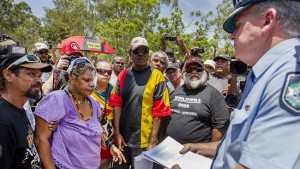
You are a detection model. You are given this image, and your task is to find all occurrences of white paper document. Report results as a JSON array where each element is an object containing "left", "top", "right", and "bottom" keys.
[{"left": 134, "top": 136, "right": 212, "bottom": 169}]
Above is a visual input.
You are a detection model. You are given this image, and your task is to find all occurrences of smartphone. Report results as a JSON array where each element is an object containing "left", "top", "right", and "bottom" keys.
[{"left": 165, "top": 36, "right": 177, "bottom": 41}]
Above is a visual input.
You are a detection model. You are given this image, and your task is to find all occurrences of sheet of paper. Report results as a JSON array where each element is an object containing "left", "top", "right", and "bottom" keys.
[
  {"left": 143, "top": 137, "right": 212, "bottom": 169},
  {"left": 134, "top": 153, "right": 153, "bottom": 169}
]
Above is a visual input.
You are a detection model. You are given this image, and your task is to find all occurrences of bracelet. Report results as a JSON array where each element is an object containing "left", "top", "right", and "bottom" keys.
[{"left": 105, "top": 138, "right": 113, "bottom": 149}]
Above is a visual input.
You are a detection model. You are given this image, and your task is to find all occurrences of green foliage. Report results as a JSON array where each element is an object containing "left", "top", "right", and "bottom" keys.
[
  {"left": 1, "top": 0, "right": 235, "bottom": 60},
  {"left": 0, "top": 0, "right": 41, "bottom": 50}
]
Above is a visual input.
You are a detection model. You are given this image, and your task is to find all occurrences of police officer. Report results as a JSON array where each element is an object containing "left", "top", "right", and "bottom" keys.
[
  {"left": 211, "top": 0, "right": 300, "bottom": 169},
  {"left": 168, "top": 0, "right": 300, "bottom": 168}
]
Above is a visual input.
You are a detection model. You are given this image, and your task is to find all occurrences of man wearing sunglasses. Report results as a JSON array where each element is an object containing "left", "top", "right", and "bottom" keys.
[
  {"left": 110, "top": 37, "right": 171, "bottom": 169},
  {"left": 166, "top": 57, "right": 229, "bottom": 156},
  {"left": 0, "top": 51, "right": 52, "bottom": 168}
]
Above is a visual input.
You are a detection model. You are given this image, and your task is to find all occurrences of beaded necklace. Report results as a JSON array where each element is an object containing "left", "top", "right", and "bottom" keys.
[{"left": 67, "top": 89, "right": 93, "bottom": 122}]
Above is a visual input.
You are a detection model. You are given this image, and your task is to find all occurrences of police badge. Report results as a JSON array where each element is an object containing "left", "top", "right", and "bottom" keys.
[{"left": 281, "top": 73, "right": 300, "bottom": 113}]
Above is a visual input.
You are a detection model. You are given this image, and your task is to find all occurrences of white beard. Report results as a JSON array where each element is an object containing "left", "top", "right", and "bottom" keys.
[{"left": 183, "top": 71, "right": 208, "bottom": 89}]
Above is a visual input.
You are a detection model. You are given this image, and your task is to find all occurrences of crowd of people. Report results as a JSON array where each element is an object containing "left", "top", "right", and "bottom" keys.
[{"left": 1, "top": 0, "right": 300, "bottom": 169}]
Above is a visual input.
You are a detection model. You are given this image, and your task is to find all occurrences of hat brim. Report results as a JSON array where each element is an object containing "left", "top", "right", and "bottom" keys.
[
  {"left": 166, "top": 66, "right": 178, "bottom": 72},
  {"left": 213, "top": 56, "right": 231, "bottom": 61},
  {"left": 65, "top": 51, "right": 83, "bottom": 56},
  {"left": 223, "top": 6, "right": 247, "bottom": 34},
  {"left": 20, "top": 63, "right": 53, "bottom": 72},
  {"left": 132, "top": 44, "right": 148, "bottom": 50}
]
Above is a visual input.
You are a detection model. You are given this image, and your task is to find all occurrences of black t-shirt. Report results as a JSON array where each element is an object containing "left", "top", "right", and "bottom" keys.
[
  {"left": 0, "top": 97, "right": 42, "bottom": 169},
  {"left": 166, "top": 84, "right": 229, "bottom": 144}
]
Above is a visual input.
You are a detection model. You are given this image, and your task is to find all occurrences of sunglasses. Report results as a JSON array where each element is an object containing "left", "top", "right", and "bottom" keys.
[
  {"left": 186, "top": 67, "right": 204, "bottom": 73},
  {"left": 7, "top": 55, "right": 40, "bottom": 70},
  {"left": 73, "top": 58, "right": 92, "bottom": 68},
  {"left": 96, "top": 68, "right": 112, "bottom": 76},
  {"left": 36, "top": 50, "right": 49, "bottom": 55},
  {"left": 132, "top": 48, "right": 149, "bottom": 55}
]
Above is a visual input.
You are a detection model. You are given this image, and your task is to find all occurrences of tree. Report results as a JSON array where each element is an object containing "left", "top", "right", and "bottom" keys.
[
  {"left": 0, "top": 0, "right": 42, "bottom": 50},
  {"left": 192, "top": 0, "right": 235, "bottom": 59}
]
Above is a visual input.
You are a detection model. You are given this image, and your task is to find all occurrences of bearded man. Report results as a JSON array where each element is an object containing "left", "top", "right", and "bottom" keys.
[{"left": 166, "top": 57, "right": 229, "bottom": 147}]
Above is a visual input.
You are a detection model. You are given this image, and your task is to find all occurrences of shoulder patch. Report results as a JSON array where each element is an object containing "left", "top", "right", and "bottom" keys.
[{"left": 281, "top": 73, "right": 300, "bottom": 113}]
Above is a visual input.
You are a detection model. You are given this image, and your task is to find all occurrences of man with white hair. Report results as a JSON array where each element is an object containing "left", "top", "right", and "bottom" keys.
[{"left": 166, "top": 57, "right": 229, "bottom": 147}]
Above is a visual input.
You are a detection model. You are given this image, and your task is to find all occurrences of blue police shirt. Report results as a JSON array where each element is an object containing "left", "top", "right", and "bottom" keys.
[{"left": 212, "top": 38, "right": 300, "bottom": 169}]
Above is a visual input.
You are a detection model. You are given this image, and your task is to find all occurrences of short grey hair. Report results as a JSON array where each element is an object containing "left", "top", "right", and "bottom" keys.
[
  {"left": 251, "top": 0, "right": 300, "bottom": 37},
  {"left": 151, "top": 51, "right": 169, "bottom": 67}
]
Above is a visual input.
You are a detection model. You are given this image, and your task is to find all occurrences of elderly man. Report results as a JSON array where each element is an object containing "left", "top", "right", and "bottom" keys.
[
  {"left": 165, "top": 63, "right": 184, "bottom": 93},
  {"left": 211, "top": 0, "right": 300, "bottom": 169},
  {"left": 166, "top": 57, "right": 229, "bottom": 146},
  {"left": 110, "top": 37, "right": 171, "bottom": 169},
  {"left": 150, "top": 51, "right": 169, "bottom": 73},
  {"left": 110, "top": 55, "right": 125, "bottom": 86},
  {"left": 0, "top": 41, "right": 52, "bottom": 168}
]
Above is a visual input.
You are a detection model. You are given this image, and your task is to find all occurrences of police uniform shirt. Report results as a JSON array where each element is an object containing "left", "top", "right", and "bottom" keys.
[{"left": 212, "top": 38, "right": 300, "bottom": 169}]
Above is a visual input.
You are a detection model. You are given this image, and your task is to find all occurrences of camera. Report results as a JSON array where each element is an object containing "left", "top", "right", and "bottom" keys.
[
  {"left": 0, "top": 34, "right": 26, "bottom": 55},
  {"left": 230, "top": 60, "right": 248, "bottom": 75},
  {"left": 66, "top": 55, "right": 78, "bottom": 62},
  {"left": 165, "top": 36, "right": 177, "bottom": 41},
  {"left": 190, "top": 47, "right": 204, "bottom": 57},
  {"left": 225, "top": 94, "right": 240, "bottom": 108},
  {"left": 62, "top": 55, "right": 78, "bottom": 70}
]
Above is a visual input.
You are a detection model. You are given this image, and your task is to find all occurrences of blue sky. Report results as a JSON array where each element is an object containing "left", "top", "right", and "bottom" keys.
[{"left": 15, "top": 0, "right": 222, "bottom": 33}]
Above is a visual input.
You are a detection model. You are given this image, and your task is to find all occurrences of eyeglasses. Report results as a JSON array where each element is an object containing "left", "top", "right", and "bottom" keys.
[
  {"left": 132, "top": 48, "right": 149, "bottom": 55},
  {"left": 68, "top": 57, "right": 94, "bottom": 74},
  {"left": 7, "top": 55, "right": 40, "bottom": 70},
  {"left": 96, "top": 68, "right": 112, "bottom": 76},
  {"left": 186, "top": 67, "right": 204, "bottom": 73},
  {"left": 232, "top": 0, "right": 261, "bottom": 8},
  {"left": 36, "top": 50, "right": 49, "bottom": 55}
]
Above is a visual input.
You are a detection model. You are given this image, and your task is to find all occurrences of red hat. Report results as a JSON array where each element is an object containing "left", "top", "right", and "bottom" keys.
[{"left": 61, "top": 41, "right": 83, "bottom": 56}]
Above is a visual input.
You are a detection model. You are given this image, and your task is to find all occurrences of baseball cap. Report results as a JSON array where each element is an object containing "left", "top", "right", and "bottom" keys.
[
  {"left": 223, "top": 0, "right": 263, "bottom": 33},
  {"left": 204, "top": 59, "right": 216, "bottom": 69},
  {"left": 130, "top": 37, "right": 148, "bottom": 50},
  {"left": 4, "top": 54, "right": 52, "bottom": 72},
  {"left": 61, "top": 41, "right": 83, "bottom": 56},
  {"left": 186, "top": 57, "right": 204, "bottom": 67},
  {"left": 165, "top": 48, "right": 174, "bottom": 57},
  {"left": 34, "top": 42, "right": 49, "bottom": 51},
  {"left": 166, "top": 63, "right": 179, "bottom": 72},
  {"left": 213, "top": 55, "right": 231, "bottom": 61}
]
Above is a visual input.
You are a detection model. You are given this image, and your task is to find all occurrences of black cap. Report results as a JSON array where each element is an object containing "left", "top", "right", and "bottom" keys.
[
  {"left": 213, "top": 55, "right": 231, "bottom": 61},
  {"left": 166, "top": 63, "right": 179, "bottom": 72},
  {"left": 165, "top": 48, "right": 174, "bottom": 57}
]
